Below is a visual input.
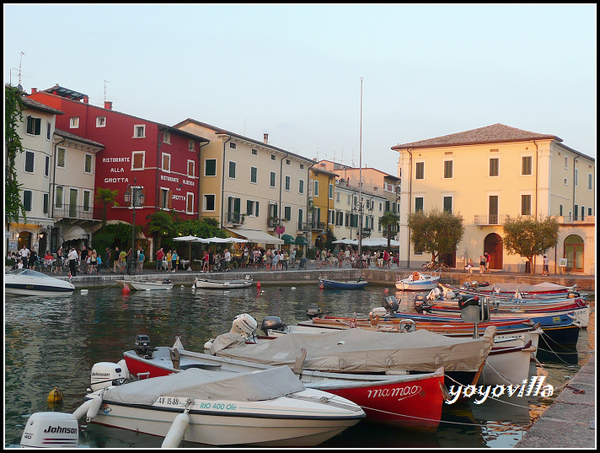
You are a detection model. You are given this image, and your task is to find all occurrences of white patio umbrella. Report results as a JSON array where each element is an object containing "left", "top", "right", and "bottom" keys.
[{"left": 173, "top": 235, "right": 202, "bottom": 261}]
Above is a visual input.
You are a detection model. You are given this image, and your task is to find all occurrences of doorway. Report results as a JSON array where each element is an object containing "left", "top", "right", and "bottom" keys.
[{"left": 484, "top": 233, "right": 503, "bottom": 270}]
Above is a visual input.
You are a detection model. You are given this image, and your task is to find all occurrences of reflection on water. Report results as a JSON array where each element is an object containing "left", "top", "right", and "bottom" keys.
[{"left": 4, "top": 284, "right": 594, "bottom": 448}]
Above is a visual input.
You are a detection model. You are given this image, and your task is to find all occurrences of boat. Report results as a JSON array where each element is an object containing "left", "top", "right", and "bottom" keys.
[
  {"left": 319, "top": 278, "right": 368, "bottom": 290},
  {"left": 74, "top": 365, "right": 365, "bottom": 447},
  {"left": 129, "top": 279, "right": 174, "bottom": 291},
  {"left": 460, "top": 281, "right": 579, "bottom": 297},
  {"left": 207, "top": 314, "right": 496, "bottom": 388},
  {"left": 192, "top": 275, "right": 253, "bottom": 289},
  {"left": 395, "top": 271, "right": 440, "bottom": 291},
  {"left": 122, "top": 337, "right": 447, "bottom": 430},
  {"left": 4, "top": 268, "right": 75, "bottom": 296},
  {"left": 439, "top": 282, "right": 586, "bottom": 302}
]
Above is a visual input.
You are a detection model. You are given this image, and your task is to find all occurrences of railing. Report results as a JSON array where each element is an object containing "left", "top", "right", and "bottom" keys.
[
  {"left": 297, "top": 222, "right": 312, "bottom": 232},
  {"left": 225, "top": 212, "right": 244, "bottom": 225},
  {"left": 311, "top": 222, "right": 326, "bottom": 231},
  {"left": 52, "top": 204, "right": 97, "bottom": 221},
  {"left": 267, "top": 217, "right": 280, "bottom": 228},
  {"left": 474, "top": 214, "right": 509, "bottom": 226}
]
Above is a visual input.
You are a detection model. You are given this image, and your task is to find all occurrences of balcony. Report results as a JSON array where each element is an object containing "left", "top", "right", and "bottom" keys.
[
  {"left": 52, "top": 204, "right": 97, "bottom": 222},
  {"left": 297, "top": 222, "right": 312, "bottom": 232},
  {"left": 267, "top": 217, "right": 280, "bottom": 229},
  {"left": 474, "top": 214, "right": 509, "bottom": 226},
  {"left": 225, "top": 211, "right": 245, "bottom": 225},
  {"left": 311, "top": 222, "right": 326, "bottom": 231}
]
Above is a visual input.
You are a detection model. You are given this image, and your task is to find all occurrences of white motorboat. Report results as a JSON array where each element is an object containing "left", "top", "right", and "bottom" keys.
[
  {"left": 192, "top": 275, "right": 253, "bottom": 289},
  {"left": 77, "top": 366, "right": 365, "bottom": 447},
  {"left": 128, "top": 279, "right": 174, "bottom": 291},
  {"left": 5, "top": 269, "right": 75, "bottom": 296},
  {"left": 395, "top": 271, "right": 440, "bottom": 291}
]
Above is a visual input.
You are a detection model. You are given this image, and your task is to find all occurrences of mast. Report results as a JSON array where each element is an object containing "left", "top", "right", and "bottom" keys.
[{"left": 358, "top": 77, "right": 363, "bottom": 261}]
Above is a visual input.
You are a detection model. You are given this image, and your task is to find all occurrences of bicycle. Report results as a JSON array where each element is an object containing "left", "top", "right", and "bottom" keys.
[{"left": 421, "top": 261, "right": 450, "bottom": 272}]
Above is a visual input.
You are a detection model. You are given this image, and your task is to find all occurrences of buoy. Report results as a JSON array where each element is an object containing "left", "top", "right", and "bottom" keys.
[
  {"left": 72, "top": 399, "right": 95, "bottom": 421},
  {"left": 162, "top": 409, "right": 191, "bottom": 448},
  {"left": 291, "top": 287, "right": 296, "bottom": 290},
  {"left": 384, "top": 288, "right": 389, "bottom": 294},
  {"left": 122, "top": 283, "right": 131, "bottom": 293},
  {"left": 319, "top": 282, "right": 324, "bottom": 290},
  {"left": 47, "top": 387, "right": 64, "bottom": 404},
  {"left": 256, "top": 281, "right": 261, "bottom": 288},
  {"left": 85, "top": 394, "right": 104, "bottom": 422},
  {"left": 81, "top": 289, "right": 89, "bottom": 294}
]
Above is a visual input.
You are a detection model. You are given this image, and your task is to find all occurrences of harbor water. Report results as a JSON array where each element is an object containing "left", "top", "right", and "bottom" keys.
[{"left": 4, "top": 283, "right": 595, "bottom": 448}]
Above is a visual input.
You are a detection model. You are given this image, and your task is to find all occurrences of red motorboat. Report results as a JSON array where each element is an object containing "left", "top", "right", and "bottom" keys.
[{"left": 122, "top": 337, "right": 447, "bottom": 430}]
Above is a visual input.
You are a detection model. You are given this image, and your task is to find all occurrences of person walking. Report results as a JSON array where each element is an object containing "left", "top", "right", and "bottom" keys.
[
  {"left": 19, "top": 245, "right": 30, "bottom": 269},
  {"left": 202, "top": 250, "right": 210, "bottom": 272},
  {"left": 118, "top": 248, "right": 127, "bottom": 273},
  {"left": 542, "top": 255, "right": 549, "bottom": 276},
  {"left": 166, "top": 250, "right": 172, "bottom": 272},
  {"left": 136, "top": 248, "right": 145, "bottom": 274},
  {"left": 28, "top": 248, "right": 38, "bottom": 269},
  {"left": 80, "top": 245, "right": 89, "bottom": 273},
  {"left": 67, "top": 247, "right": 78, "bottom": 277},
  {"left": 484, "top": 251, "right": 491, "bottom": 273},
  {"left": 290, "top": 248, "right": 297, "bottom": 268},
  {"left": 171, "top": 250, "right": 178, "bottom": 272},
  {"left": 224, "top": 248, "right": 231, "bottom": 271},
  {"left": 156, "top": 248, "right": 164, "bottom": 272},
  {"left": 105, "top": 247, "right": 112, "bottom": 272},
  {"left": 479, "top": 255, "right": 486, "bottom": 274}
]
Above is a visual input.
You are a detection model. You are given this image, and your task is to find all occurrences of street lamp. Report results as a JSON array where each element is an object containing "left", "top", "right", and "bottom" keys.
[{"left": 123, "top": 178, "right": 144, "bottom": 275}]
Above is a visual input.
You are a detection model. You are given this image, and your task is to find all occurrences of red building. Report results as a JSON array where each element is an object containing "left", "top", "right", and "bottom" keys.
[{"left": 29, "top": 85, "right": 209, "bottom": 230}]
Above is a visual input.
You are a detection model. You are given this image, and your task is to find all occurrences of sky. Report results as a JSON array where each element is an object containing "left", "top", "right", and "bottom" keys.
[{"left": 4, "top": 4, "right": 597, "bottom": 172}]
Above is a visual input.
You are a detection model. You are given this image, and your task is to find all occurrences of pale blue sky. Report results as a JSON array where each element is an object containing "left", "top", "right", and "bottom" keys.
[{"left": 4, "top": 4, "right": 597, "bottom": 170}]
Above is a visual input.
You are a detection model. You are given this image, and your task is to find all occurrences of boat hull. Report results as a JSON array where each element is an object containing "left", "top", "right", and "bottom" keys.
[
  {"left": 129, "top": 282, "right": 174, "bottom": 291},
  {"left": 319, "top": 279, "right": 368, "bottom": 290},
  {"left": 5, "top": 269, "right": 75, "bottom": 296},
  {"left": 193, "top": 279, "right": 253, "bottom": 289}
]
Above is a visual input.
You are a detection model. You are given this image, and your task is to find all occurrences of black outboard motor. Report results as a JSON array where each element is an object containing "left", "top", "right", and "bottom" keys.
[
  {"left": 306, "top": 305, "right": 322, "bottom": 319},
  {"left": 383, "top": 296, "right": 399, "bottom": 314},
  {"left": 567, "top": 291, "right": 581, "bottom": 299},
  {"left": 134, "top": 334, "right": 156, "bottom": 359},
  {"left": 261, "top": 316, "right": 285, "bottom": 335}
]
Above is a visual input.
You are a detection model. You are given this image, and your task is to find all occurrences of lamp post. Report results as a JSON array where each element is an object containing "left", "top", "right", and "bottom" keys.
[{"left": 123, "top": 178, "right": 144, "bottom": 275}]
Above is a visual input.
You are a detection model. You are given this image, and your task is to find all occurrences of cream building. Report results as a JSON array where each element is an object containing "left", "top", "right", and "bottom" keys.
[
  {"left": 392, "top": 123, "right": 595, "bottom": 275},
  {"left": 174, "top": 119, "right": 314, "bottom": 248}
]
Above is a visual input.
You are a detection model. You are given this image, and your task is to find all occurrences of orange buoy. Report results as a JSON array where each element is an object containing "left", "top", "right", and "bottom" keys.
[
  {"left": 384, "top": 288, "right": 389, "bottom": 294},
  {"left": 319, "top": 282, "right": 324, "bottom": 290},
  {"left": 122, "top": 283, "right": 131, "bottom": 293},
  {"left": 256, "top": 281, "right": 261, "bottom": 288}
]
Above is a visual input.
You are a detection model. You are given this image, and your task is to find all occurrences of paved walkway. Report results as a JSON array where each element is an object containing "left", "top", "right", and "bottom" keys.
[{"left": 515, "top": 354, "right": 596, "bottom": 449}]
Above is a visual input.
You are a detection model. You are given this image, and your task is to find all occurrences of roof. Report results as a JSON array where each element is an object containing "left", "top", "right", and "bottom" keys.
[
  {"left": 43, "top": 84, "right": 88, "bottom": 101},
  {"left": 22, "top": 96, "right": 64, "bottom": 115},
  {"left": 54, "top": 129, "right": 105, "bottom": 148},
  {"left": 392, "top": 123, "right": 560, "bottom": 150}
]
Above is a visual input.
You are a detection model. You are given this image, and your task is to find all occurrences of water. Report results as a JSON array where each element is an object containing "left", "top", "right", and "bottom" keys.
[{"left": 4, "top": 283, "right": 594, "bottom": 448}]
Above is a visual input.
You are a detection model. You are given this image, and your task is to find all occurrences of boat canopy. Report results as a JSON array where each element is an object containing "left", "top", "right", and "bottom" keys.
[
  {"left": 103, "top": 366, "right": 305, "bottom": 405},
  {"left": 212, "top": 327, "right": 496, "bottom": 373}
]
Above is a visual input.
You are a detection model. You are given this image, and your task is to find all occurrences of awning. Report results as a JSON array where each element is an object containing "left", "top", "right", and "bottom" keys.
[
  {"left": 226, "top": 228, "right": 284, "bottom": 245},
  {"left": 63, "top": 225, "right": 88, "bottom": 241},
  {"left": 281, "top": 234, "right": 295, "bottom": 244},
  {"left": 294, "top": 235, "right": 310, "bottom": 246}
]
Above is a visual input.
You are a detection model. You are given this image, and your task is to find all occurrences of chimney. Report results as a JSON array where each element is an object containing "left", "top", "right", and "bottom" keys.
[
  {"left": 31, "top": 88, "right": 37, "bottom": 93},
  {"left": 104, "top": 101, "right": 113, "bottom": 110},
  {"left": 263, "top": 133, "right": 269, "bottom": 144},
  {"left": 83, "top": 96, "right": 89, "bottom": 104}
]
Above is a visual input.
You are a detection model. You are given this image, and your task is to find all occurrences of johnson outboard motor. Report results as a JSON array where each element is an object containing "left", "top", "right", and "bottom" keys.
[
  {"left": 230, "top": 313, "right": 258, "bottom": 341},
  {"left": 21, "top": 412, "right": 79, "bottom": 448},
  {"left": 134, "top": 334, "right": 155, "bottom": 359},
  {"left": 383, "top": 296, "right": 399, "bottom": 314},
  {"left": 261, "top": 316, "right": 285, "bottom": 335},
  {"left": 414, "top": 294, "right": 432, "bottom": 314},
  {"left": 90, "top": 361, "right": 128, "bottom": 391},
  {"left": 306, "top": 305, "right": 322, "bottom": 319}
]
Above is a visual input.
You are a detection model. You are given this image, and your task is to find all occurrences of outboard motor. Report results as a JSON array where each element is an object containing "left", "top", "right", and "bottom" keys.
[
  {"left": 370, "top": 307, "right": 387, "bottom": 318},
  {"left": 414, "top": 294, "right": 432, "bottom": 313},
  {"left": 567, "top": 291, "right": 581, "bottom": 299},
  {"left": 134, "top": 334, "right": 155, "bottom": 358},
  {"left": 306, "top": 305, "right": 322, "bottom": 319},
  {"left": 383, "top": 296, "right": 399, "bottom": 313},
  {"left": 261, "top": 316, "right": 285, "bottom": 335},
  {"left": 21, "top": 412, "right": 79, "bottom": 448},
  {"left": 231, "top": 313, "right": 258, "bottom": 340},
  {"left": 90, "top": 361, "right": 128, "bottom": 391}
]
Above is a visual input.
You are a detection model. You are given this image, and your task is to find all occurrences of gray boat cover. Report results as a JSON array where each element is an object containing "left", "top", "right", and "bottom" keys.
[
  {"left": 211, "top": 326, "right": 497, "bottom": 373},
  {"left": 102, "top": 366, "right": 305, "bottom": 406}
]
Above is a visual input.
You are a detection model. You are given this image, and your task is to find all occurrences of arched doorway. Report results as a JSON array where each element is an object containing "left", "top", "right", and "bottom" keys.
[
  {"left": 484, "top": 233, "right": 503, "bottom": 270},
  {"left": 18, "top": 231, "right": 32, "bottom": 251},
  {"left": 564, "top": 235, "right": 584, "bottom": 272}
]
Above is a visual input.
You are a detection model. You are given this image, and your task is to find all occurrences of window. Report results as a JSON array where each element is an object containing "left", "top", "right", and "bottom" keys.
[
  {"left": 415, "top": 162, "right": 424, "bottom": 179},
  {"left": 443, "top": 160, "right": 453, "bottom": 178},
  {"left": 161, "top": 188, "right": 170, "bottom": 209},
  {"left": 298, "top": 208, "right": 304, "bottom": 227},
  {"left": 285, "top": 175, "right": 291, "bottom": 191},
  {"left": 56, "top": 186, "right": 63, "bottom": 207},
  {"left": 574, "top": 168, "right": 578, "bottom": 187},
  {"left": 96, "top": 116, "right": 106, "bottom": 127},
  {"left": 57, "top": 147, "right": 66, "bottom": 168},
  {"left": 229, "top": 142, "right": 237, "bottom": 149},
  {"left": 70, "top": 117, "right": 79, "bottom": 128},
  {"left": 46, "top": 122, "right": 52, "bottom": 140},
  {"left": 299, "top": 179, "right": 304, "bottom": 194},
  {"left": 203, "top": 194, "right": 216, "bottom": 211},
  {"left": 285, "top": 159, "right": 291, "bottom": 166},
  {"left": 26, "top": 116, "right": 41, "bottom": 135},
  {"left": 251, "top": 148, "right": 258, "bottom": 155},
  {"left": 559, "top": 205, "right": 563, "bottom": 216},
  {"left": 205, "top": 159, "right": 217, "bottom": 176},
  {"left": 521, "top": 195, "right": 531, "bottom": 215},
  {"left": 228, "top": 161, "right": 236, "bottom": 179},
  {"left": 250, "top": 166, "right": 258, "bottom": 184},
  {"left": 23, "top": 190, "right": 32, "bottom": 212},
  {"left": 162, "top": 153, "right": 171, "bottom": 172},
  {"left": 25, "top": 151, "right": 34, "bottom": 173},
  {"left": 132, "top": 151, "right": 145, "bottom": 170},
  {"left": 83, "top": 191, "right": 91, "bottom": 212},
  {"left": 489, "top": 195, "right": 499, "bottom": 224},
  {"left": 187, "top": 160, "right": 195, "bottom": 177},
  {"left": 589, "top": 173, "right": 593, "bottom": 191},
  {"left": 489, "top": 158, "right": 499, "bottom": 176},
  {"left": 247, "top": 200, "right": 259, "bottom": 217},
  {"left": 284, "top": 206, "right": 292, "bottom": 221},
  {"left": 45, "top": 155, "right": 50, "bottom": 177},
  {"left": 270, "top": 171, "right": 276, "bottom": 188},
  {"left": 43, "top": 193, "right": 49, "bottom": 214},
  {"left": 271, "top": 154, "right": 276, "bottom": 161},
  {"left": 186, "top": 193, "right": 194, "bottom": 213},
  {"left": 314, "top": 180, "right": 319, "bottom": 196},
  {"left": 328, "top": 183, "right": 333, "bottom": 199},
  {"left": 84, "top": 154, "right": 93, "bottom": 173},
  {"left": 574, "top": 204, "right": 578, "bottom": 220},
  {"left": 300, "top": 164, "right": 304, "bottom": 170},
  {"left": 443, "top": 196, "right": 452, "bottom": 213},
  {"left": 414, "top": 197, "right": 424, "bottom": 212},
  {"left": 188, "top": 140, "right": 195, "bottom": 152},
  {"left": 565, "top": 157, "right": 568, "bottom": 169},
  {"left": 134, "top": 125, "right": 146, "bottom": 138},
  {"left": 521, "top": 156, "right": 532, "bottom": 175}
]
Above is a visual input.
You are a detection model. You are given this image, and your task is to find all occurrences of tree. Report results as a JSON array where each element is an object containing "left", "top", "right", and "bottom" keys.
[
  {"left": 379, "top": 210, "right": 399, "bottom": 250},
  {"left": 95, "top": 187, "right": 119, "bottom": 227},
  {"left": 146, "top": 211, "right": 175, "bottom": 252},
  {"left": 503, "top": 215, "right": 559, "bottom": 274},
  {"left": 5, "top": 85, "right": 25, "bottom": 224},
  {"left": 407, "top": 209, "right": 465, "bottom": 262}
]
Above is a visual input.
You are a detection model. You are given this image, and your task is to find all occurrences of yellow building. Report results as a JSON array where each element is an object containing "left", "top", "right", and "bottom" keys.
[
  {"left": 392, "top": 123, "right": 595, "bottom": 274},
  {"left": 308, "top": 167, "right": 338, "bottom": 248}
]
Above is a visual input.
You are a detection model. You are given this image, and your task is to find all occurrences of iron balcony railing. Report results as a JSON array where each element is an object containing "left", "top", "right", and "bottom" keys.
[
  {"left": 474, "top": 214, "right": 509, "bottom": 226},
  {"left": 52, "top": 204, "right": 97, "bottom": 221},
  {"left": 225, "top": 211, "right": 244, "bottom": 225},
  {"left": 297, "top": 222, "right": 312, "bottom": 232}
]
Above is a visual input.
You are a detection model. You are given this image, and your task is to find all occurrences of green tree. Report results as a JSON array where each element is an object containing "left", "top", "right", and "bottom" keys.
[
  {"left": 503, "top": 215, "right": 559, "bottom": 274},
  {"left": 95, "top": 187, "right": 119, "bottom": 227},
  {"left": 379, "top": 210, "right": 399, "bottom": 249},
  {"left": 407, "top": 209, "right": 465, "bottom": 262},
  {"left": 146, "top": 211, "right": 175, "bottom": 252},
  {"left": 5, "top": 85, "right": 25, "bottom": 224}
]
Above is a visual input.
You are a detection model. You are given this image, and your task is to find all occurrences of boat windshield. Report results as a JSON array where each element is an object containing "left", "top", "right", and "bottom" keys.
[{"left": 6, "top": 269, "right": 48, "bottom": 278}]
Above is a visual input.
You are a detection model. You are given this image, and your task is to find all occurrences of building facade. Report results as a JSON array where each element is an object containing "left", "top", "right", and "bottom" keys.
[{"left": 392, "top": 123, "right": 595, "bottom": 274}]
